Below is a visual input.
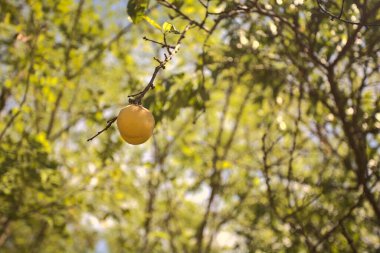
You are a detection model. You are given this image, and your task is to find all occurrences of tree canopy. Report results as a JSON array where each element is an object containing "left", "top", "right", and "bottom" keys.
[{"left": 0, "top": 0, "right": 379, "bottom": 252}]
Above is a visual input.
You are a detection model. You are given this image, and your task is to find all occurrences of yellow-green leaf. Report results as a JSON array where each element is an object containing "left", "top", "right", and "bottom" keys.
[
  {"left": 143, "top": 16, "right": 162, "bottom": 31},
  {"left": 162, "top": 22, "right": 180, "bottom": 34},
  {"left": 162, "top": 22, "right": 173, "bottom": 33}
]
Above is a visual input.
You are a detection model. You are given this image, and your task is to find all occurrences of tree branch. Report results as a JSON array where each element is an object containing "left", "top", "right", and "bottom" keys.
[
  {"left": 87, "top": 117, "right": 117, "bottom": 141},
  {"left": 87, "top": 22, "right": 194, "bottom": 141},
  {"left": 316, "top": 0, "right": 380, "bottom": 26}
]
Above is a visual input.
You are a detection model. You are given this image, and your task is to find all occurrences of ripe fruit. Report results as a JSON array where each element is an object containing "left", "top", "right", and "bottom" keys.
[{"left": 116, "top": 105, "right": 155, "bottom": 145}]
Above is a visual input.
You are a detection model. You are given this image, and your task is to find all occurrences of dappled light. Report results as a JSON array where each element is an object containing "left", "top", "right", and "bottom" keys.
[{"left": 0, "top": 0, "right": 379, "bottom": 252}]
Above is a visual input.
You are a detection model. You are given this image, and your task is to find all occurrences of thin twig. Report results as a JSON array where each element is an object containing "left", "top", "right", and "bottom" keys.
[
  {"left": 143, "top": 36, "right": 175, "bottom": 49},
  {"left": 312, "top": 194, "right": 364, "bottom": 251},
  {"left": 87, "top": 22, "right": 194, "bottom": 141},
  {"left": 316, "top": 0, "right": 380, "bottom": 26},
  {"left": 338, "top": 0, "right": 345, "bottom": 19},
  {"left": 340, "top": 223, "right": 358, "bottom": 253},
  {"left": 87, "top": 117, "right": 117, "bottom": 141},
  {"left": 128, "top": 22, "right": 194, "bottom": 104},
  {"left": 0, "top": 26, "right": 41, "bottom": 142},
  {"left": 157, "top": 0, "right": 210, "bottom": 32},
  {"left": 163, "top": 33, "right": 172, "bottom": 54}
]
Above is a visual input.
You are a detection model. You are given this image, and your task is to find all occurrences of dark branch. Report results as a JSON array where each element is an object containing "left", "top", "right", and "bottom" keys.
[
  {"left": 128, "top": 22, "right": 194, "bottom": 104},
  {"left": 157, "top": 0, "right": 209, "bottom": 32},
  {"left": 87, "top": 117, "right": 117, "bottom": 142},
  {"left": 316, "top": 0, "right": 380, "bottom": 27},
  {"left": 143, "top": 36, "right": 175, "bottom": 49},
  {"left": 87, "top": 22, "right": 194, "bottom": 141}
]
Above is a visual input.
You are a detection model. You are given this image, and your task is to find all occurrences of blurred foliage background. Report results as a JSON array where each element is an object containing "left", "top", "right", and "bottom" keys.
[{"left": 0, "top": 0, "right": 380, "bottom": 252}]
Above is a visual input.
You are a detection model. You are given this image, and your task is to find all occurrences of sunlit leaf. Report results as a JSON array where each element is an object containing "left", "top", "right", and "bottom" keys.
[
  {"left": 143, "top": 16, "right": 162, "bottom": 31},
  {"left": 162, "top": 21, "right": 180, "bottom": 33}
]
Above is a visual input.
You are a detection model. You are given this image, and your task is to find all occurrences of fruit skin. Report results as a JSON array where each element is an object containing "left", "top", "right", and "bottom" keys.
[{"left": 116, "top": 105, "right": 155, "bottom": 145}]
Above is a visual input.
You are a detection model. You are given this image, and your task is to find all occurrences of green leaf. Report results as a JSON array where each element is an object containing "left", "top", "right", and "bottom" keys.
[
  {"left": 162, "top": 22, "right": 173, "bottom": 32},
  {"left": 162, "top": 22, "right": 180, "bottom": 34},
  {"left": 143, "top": 16, "right": 161, "bottom": 31},
  {"left": 127, "top": 0, "right": 150, "bottom": 24}
]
